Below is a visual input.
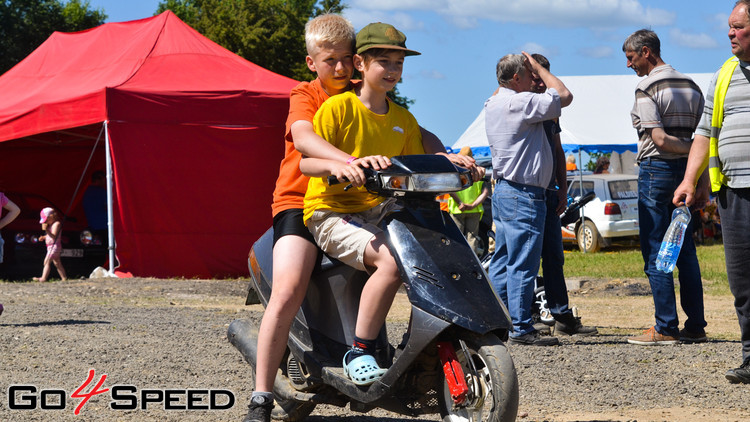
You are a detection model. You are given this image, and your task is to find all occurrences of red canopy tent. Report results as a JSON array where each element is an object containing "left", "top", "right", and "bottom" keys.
[{"left": 0, "top": 11, "right": 298, "bottom": 278}]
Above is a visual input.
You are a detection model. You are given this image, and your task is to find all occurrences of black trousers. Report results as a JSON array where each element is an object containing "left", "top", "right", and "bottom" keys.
[{"left": 718, "top": 187, "right": 750, "bottom": 359}]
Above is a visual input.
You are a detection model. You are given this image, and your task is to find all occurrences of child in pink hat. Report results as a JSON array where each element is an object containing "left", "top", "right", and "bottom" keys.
[{"left": 34, "top": 207, "right": 67, "bottom": 282}]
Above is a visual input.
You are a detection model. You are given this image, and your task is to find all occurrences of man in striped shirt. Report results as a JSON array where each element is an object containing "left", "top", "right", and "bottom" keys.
[{"left": 623, "top": 29, "right": 708, "bottom": 346}]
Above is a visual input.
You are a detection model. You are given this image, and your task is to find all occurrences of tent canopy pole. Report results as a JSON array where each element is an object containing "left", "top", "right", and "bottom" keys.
[{"left": 104, "top": 121, "right": 116, "bottom": 274}]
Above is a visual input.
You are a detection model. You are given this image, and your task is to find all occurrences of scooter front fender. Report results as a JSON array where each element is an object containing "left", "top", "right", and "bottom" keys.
[{"left": 384, "top": 208, "right": 511, "bottom": 334}]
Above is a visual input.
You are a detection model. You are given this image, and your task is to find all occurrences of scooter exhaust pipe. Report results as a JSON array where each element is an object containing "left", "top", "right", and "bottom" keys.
[{"left": 227, "top": 319, "right": 259, "bottom": 370}]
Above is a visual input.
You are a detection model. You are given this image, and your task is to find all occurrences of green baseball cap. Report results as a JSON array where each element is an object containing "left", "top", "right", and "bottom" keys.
[{"left": 356, "top": 22, "right": 421, "bottom": 56}]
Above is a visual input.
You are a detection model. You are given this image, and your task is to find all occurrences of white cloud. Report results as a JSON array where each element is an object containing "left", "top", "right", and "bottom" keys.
[
  {"left": 349, "top": 0, "right": 434, "bottom": 9},
  {"left": 669, "top": 28, "right": 719, "bottom": 49},
  {"left": 344, "top": 9, "right": 423, "bottom": 31},
  {"left": 709, "top": 13, "right": 729, "bottom": 31},
  {"left": 446, "top": 15, "right": 480, "bottom": 29},
  {"left": 418, "top": 70, "right": 446, "bottom": 79},
  {"left": 349, "top": 0, "right": 675, "bottom": 28},
  {"left": 519, "top": 42, "right": 550, "bottom": 56},
  {"left": 515, "top": 42, "right": 561, "bottom": 60},
  {"left": 578, "top": 46, "right": 615, "bottom": 58}
]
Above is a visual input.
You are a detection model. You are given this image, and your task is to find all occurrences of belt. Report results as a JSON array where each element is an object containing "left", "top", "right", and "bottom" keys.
[{"left": 639, "top": 156, "right": 688, "bottom": 164}]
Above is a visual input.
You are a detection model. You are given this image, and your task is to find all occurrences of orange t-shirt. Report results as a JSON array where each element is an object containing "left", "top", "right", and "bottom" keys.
[
  {"left": 271, "top": 79, "right": 332, "bottom": 217},
  {"left": 271, "top": 78, "right": 360, "bottom": 216}
]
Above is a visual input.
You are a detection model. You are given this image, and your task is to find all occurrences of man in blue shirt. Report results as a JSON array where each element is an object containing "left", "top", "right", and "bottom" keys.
[{"left": 485, "top": 52, "right": 573, "bottom": 346}]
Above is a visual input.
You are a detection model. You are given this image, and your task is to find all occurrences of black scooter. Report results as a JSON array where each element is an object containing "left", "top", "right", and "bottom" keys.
[{"left": 228, "top": 154, "right": 519, "bottom": 421}]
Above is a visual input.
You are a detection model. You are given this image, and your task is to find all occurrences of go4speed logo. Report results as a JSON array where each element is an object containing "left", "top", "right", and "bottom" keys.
[{"left": 8, "top": 369, "right": 235, "bottom": 415}]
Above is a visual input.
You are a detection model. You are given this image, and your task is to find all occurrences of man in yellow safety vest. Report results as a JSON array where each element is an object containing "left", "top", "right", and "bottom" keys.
[{"left": 674, "top": 0, "right": 750, "bottom": 384}]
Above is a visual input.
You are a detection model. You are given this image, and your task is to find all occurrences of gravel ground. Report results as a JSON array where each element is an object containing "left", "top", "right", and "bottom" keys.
[{"left": 0, "top": 277, "right": 748, "bottom": 422}]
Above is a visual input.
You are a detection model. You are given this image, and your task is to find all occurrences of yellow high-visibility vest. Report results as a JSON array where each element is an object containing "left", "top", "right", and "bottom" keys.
[{"left": 709, "top": 57, "right": 740, "bottom": 192}]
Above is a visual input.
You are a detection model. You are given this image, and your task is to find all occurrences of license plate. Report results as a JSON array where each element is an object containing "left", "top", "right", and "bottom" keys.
[{"left": 61, "top": 249, "right": 84, "bottom": 258}]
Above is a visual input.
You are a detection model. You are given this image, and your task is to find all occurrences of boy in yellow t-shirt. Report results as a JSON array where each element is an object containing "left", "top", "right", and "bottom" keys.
[{"left": 299, "top": 22, "right": 424, "bottom": 386}]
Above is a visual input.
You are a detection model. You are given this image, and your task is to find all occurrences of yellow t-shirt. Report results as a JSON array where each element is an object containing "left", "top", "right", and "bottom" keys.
[{"left": 303, "top": 90, "right": 424, "bottom": 222}]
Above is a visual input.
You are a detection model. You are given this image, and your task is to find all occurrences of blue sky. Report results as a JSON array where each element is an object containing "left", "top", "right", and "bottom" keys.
[{"left": 88, "top": 0, "right": 735, "bottom": 147}]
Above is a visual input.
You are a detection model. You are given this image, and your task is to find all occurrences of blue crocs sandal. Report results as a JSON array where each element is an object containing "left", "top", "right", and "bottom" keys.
[{"left": 343, "top": 351, "right": 387, "bottom": 386}]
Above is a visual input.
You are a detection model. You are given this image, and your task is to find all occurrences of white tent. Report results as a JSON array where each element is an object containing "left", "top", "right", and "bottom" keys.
[{"left": 452, "top": 73, "right": 714, "bottom": 165}]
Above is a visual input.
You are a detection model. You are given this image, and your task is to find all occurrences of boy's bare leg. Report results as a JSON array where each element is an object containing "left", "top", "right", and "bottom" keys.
[
  {"left": 357, "top": 233, "right": 401, "bottom": 339},
  {"left": 254, "top": 235, "right": 319, "bottom": 393}
]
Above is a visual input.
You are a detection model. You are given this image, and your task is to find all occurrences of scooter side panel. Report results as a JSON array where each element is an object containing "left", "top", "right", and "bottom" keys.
[
  {"left": 301, "top": 265, "right": 367, "bottom": 347},
  {"left": 248, "top": 228, "right": 316, "bottom": 348},
  {"left": 248, "top": 228, "right": 274, "bottom": 308},
  {"left": 384, "top": 209, "right": 512, "bottom": 333},
  {"left": 318, "top": 306, "right": 451, "bottom": 408}
]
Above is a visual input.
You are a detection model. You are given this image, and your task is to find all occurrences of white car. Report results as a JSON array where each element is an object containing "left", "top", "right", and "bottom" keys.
[{"left": 561, "top": 173, "right": 639, "bottom": 252}]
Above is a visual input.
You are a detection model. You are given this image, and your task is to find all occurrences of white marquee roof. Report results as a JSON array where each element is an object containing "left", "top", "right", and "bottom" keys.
[{"left": 452, "top": 73, "right": 714, "bottom": 158}]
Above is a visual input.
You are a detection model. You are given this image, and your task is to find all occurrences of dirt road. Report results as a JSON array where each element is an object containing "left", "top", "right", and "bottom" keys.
[{"left": 0, "top": 277, "right": 747, "bottom": 421}]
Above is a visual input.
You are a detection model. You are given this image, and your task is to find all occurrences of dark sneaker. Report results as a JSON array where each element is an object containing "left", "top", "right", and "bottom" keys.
[
  {"left": 554, "top": 316, "right": 598, "bottom": 336},
  {"left": 725, "top": 356, "right": 750, "bottom": 384},
  {"left": 627, "top": 326, "right": 678, "bottom": 345},
  {"left": 533, "top": 322, "right": 551, "bottom": 335},
  {"left": 509, "top": 331, "right": 559, "bottom": 346},
  {"left": 243, "top": 395, "right": 273, "bottom": 422},
  {"left": 679, "top": 328, "right": 707, "bottom": 343}
]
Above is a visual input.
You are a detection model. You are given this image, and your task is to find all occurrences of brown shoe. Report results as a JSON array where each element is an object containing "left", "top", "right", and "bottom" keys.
[{"left": 627, "top": 326, "right": 678, "bottom": 345}]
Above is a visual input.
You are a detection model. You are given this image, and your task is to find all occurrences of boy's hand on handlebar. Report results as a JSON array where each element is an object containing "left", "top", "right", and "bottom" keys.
[
  {"left": 441, "top": 153, "right": 483, "bottom": 182},
  {"left": 353, "top": 155, "right": 391, "bottom": 171},
  {"left": 330, "top": 161, "right": 367, "bottom": 187}
]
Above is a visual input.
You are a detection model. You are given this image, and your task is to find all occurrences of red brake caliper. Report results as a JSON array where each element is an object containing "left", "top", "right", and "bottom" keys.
[{"left": 437, "top": 341, "right": 469, "bottom": 405}]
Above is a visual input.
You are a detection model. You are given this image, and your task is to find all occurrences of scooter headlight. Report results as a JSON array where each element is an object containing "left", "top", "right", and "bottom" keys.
[{"left": 380, "top": 173, "right": 470, "bottom": 193}]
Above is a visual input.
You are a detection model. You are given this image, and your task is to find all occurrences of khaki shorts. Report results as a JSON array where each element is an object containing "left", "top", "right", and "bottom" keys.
[{"left": 307, "top": 198, "right": 400, "bottom": 271}]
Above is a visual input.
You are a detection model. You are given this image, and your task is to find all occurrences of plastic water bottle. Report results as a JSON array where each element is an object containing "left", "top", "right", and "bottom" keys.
[{"left": 655, "top": 205, "right": 691, "bottom": 273}]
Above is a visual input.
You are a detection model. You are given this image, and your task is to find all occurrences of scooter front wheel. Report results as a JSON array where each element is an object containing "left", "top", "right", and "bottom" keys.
[{"left": 438, "top": 333, "right": 519, "bottom": 422}]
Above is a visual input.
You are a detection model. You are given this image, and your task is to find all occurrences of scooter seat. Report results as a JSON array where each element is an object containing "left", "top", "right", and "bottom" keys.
[{"left": 317, "top": 253, "right": 350, "bottom": 273}]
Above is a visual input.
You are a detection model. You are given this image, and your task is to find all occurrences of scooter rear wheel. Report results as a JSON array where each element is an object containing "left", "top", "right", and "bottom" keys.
[
  {"left": 438, "top": 333, "right": 519, "bottom": 422},
  {"left": 270, "top": 353, "right": 317, "bottom": 421},
  {"left": 271, "top": 397, "right": 316, "bottom": 422}
]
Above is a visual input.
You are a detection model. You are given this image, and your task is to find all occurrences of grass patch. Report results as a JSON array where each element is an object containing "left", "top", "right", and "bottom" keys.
[{"left": 559, "top": 243, "right": 729, "bottom": 295}]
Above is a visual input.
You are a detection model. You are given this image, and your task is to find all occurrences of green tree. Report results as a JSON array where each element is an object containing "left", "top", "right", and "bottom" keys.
[
  {"left": 0, "top": 0, "right": 106, "bottom": 74},
  {"left": 586, "top": 152, "right": 611, "bottom": 172},
  {"left": 157, "top": 0, "right": 342, "bottom": 82},
  {"left": 157, "top": 0, "right": 414, "bottom": 109}
]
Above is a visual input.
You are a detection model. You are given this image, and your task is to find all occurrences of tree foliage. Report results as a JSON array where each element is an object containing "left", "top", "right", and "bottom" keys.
[
  {"left": 156, "top": 0, "right": 345, "bottom": 82},
  {"left": 157, "top": 0, "right": 413, "bottom": 109},
  {"left": 585, "top": 152, "right": 611, "bottom": 172},
  {"left": 0, "top": 0, "right": 106, "bottom": 74}
]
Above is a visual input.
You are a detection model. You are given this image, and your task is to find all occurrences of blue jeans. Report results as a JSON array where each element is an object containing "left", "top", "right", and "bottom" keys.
[
  {"left": 638, "top": 158, "right": 706, "bottom": 337},
  {"left": 488, "top": 179, "right": 546, "bottom": 337},
  {"left": 541, "top": 190, "right": 571, "bottom": 318}
]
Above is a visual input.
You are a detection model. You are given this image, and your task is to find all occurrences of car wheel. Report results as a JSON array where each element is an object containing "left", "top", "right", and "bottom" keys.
[{"left": 577, "top": 220, "right": 601, "bottom": 253}]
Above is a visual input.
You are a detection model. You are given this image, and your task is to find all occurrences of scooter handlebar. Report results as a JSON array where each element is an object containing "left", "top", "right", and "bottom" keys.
[{"left": 326, "top": 168, "right": 377, "bottom": 191}]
